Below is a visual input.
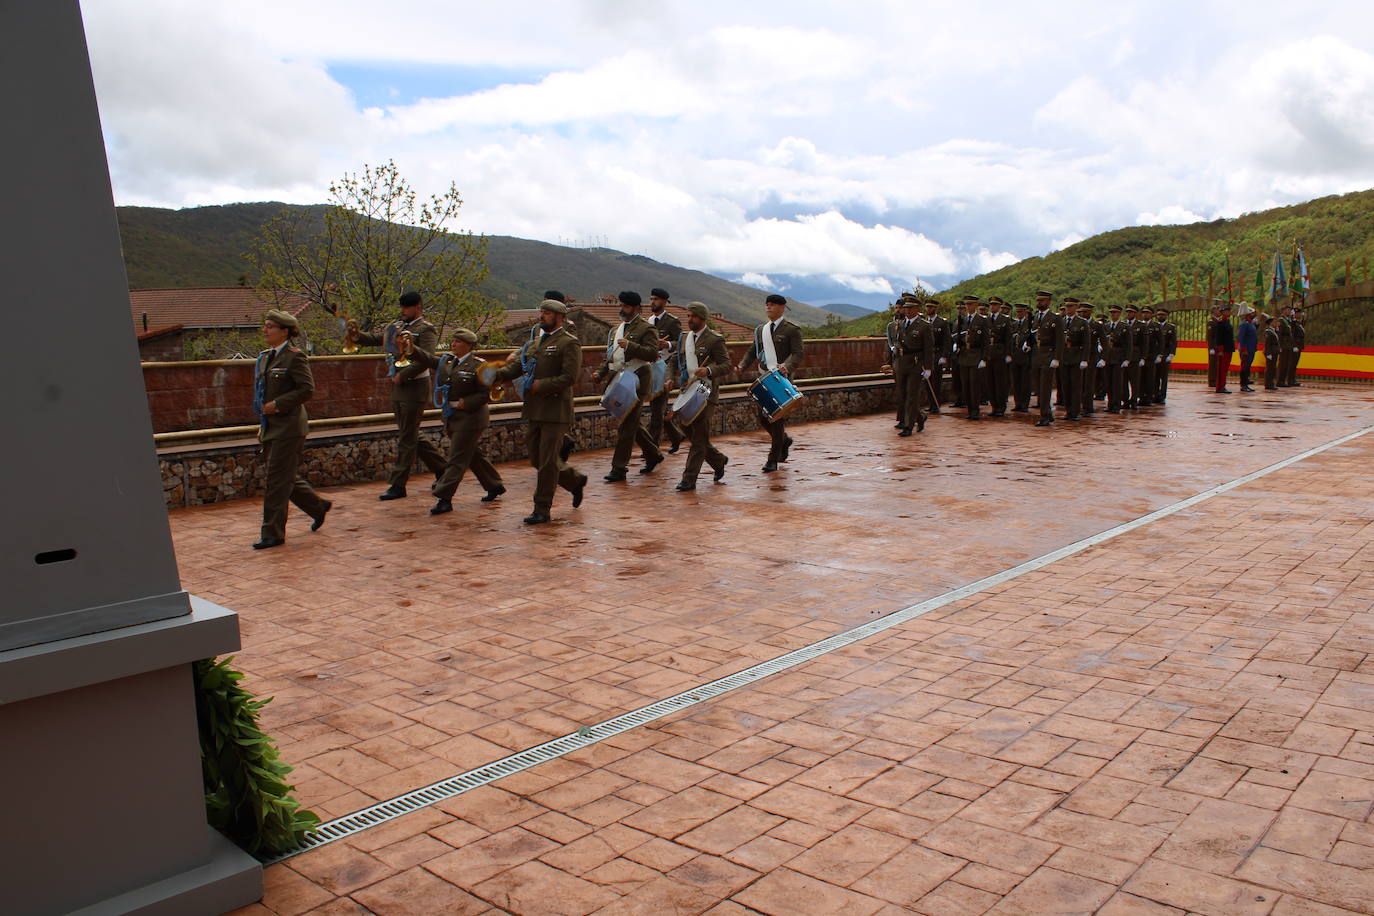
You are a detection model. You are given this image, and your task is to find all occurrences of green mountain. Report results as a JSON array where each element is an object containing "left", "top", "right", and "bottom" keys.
[
  {"left": 827, "top": 188, "right": 1374, "bottom": 336},
  {"left": 115, "top": 203, "right": 833, "bottom": 327}
]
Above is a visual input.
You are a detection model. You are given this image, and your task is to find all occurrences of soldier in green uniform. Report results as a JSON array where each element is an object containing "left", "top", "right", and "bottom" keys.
[
  {"left": 1138, "top": 306, "right": 1160, "bottom": 406},
  {"left": 1288, "top": 306, "right": 1306, "bottom": 386},
  {"left": 1104, "top": 304, "right": 1133, "bottom": 414},
  {"left": 497, "top": 300, "right": 588, "bottom": 524},
  {"left": 1030, "top": 290, "right": 1060, "bottom": 422},
  {"left": 984, "top": 296, "right": 1013, "bottom": 417},
  {"left": 351, "top": 291, "right": 447, "bottom": 500},
  {"left": 252, "top": 309, "right": 330, "bottom": 549},
  {"left": 738, "top": 294, "right": 804, "bottom": 472},
  {"left": 422, "top": 329, "right": 505, "bottom": 515},
  {"left": 1155, "top": 308, "right": 1177, "bottom": 403},
  {"left": 1009, "top": 302, "right": 1034, "bottom": 412},
  {"left": 1124, "top": 305, "right": 1145, "bottom": 409},
  {"left": 1062, "top": 300, "right": 1091, "bottom": 421},
  {"left": 645, "top": 287, "right": 684, "bottom": 452},
  {"left": 881, "top": 298, "right": 908, "bottom": 429},
  {"left": 895, "top": 295, "right": 934, "bottom": 434},
  {"left": 1205, "top": 308, "right": 1219, "bottom": 390},
  {"left": 1275, "top": 307, "right": 1295, "bottom": 387},
  {"left": 669, "top": 302, "right": 732, "bottom": 490},
  {"left": 593, "top": 291, "right": 665, "bottom": 482},
  {"left": 925, "top": 299, "right": 950, "bottom": 413},
  {"left": 955, "top": 296, "right": 989, "bottom": 419},
  {"left": 1077, "top": 302, "right": 1103, "bottom": 416},
  {"left": 1263, "top": 315, "right": 1281, "bottom": 390}
]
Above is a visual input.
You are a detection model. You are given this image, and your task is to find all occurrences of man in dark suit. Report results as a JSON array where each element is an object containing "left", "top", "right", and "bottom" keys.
[
  {"left": 737, "top": 294, "right": 804, "bottom": 472},
  {"left": 1213, "top": 304, "right": 1236, "bottom": 393},
  {"left": 644, "top": 287, "right": 684, "bottom": 453}
]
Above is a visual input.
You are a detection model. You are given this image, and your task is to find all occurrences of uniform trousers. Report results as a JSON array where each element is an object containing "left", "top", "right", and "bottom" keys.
[
  {"left": 1081, "top": 363, "right": 1097, "bottom": 415},
  {"left": 891, "top": 358, "right": 909, "bottom": 423},
  {"left": 898, "top": 363, "right": 928, "bottom": 429},
  {"left": 1285, "top": 349, "right": 1302, "bottom": 386},
  {"left": 260, "top": 435, "right": 327, "bottom": 541},
  {"left": 1238, "top": 351, "right": 1256, "bottom": 389},
  {"left": 985, "top": 358, "right": 1009, "bottom": 415},
  {"left": 433, "top": 409, "right": 503, "bottom": 500},
  {"left": 1156, "top": 361, "right": 1172, "bottom": 401},
  {"left": 1264, "top": 355, "right": 1278, "bottom": 389},
  {"left": 1215, "top": 348, "right": 1234, "bottom": 391},
  {"left": 958, "top": 359, "right": 983, "bottom": 417},
  {"left": 1107, "top": 364, "right": 1125, "bottom": 411},
  {"left": 389, "top": 398, "right": 446, "bottom": 487},
  {"left": 647, "top": 388, "right": 684, "bottom": 448},
  {"left": 1061, "top": 363, "right": 1084, "bottom": 419},
  {"left": 680, "top": 402, "right": 727, "bottom": 485},
  {"left": 527, "top": 420, "right": 585, "bottom": 513},
  {"left": 612, "top": 404, "right": 663, "bottom": 471},
  {"left": 1033, "top": 356, "right": 1057, "bottom": 420},
  {"left": 1125, "top": 362, "right": 1142, "bottom": 407},
  {"left": 758, "top": 408, "right": 790, "bottom": 463},
  {"left": 1139, "top": 361, "right": 1156, "bottom": 404}
]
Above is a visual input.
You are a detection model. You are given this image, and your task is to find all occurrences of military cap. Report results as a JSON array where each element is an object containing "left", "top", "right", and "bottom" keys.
[
  {"left": 1076, "top": 301, "right": 1093, "bottom": 309},
  {"left": 263, "top": 308, "right": 298, "bottom": 329},
  {"left": 1013, "top": 302, "right": 1029, "bottom": 311},
  {"left": 961, "top": 294, "right": 982, "bottom": 304},
  {"left": 987, "top": 295, "right": 1006, "bottom": 305},
  {"left": 925, "top": 298, "right": 941, "bottom": 307},
  {"left": 452, "top": 328, "right": 478, "bottom": 344},
  {"left": 686, "top": 301, "right": 710, "bottom": 320},
  {"left": 1062, "top": 296, "right": 1081, "bottom": 305},
  {"left": 543, "top": 289, "right": 567, "bottom": 303},
  {"left": 1034, "top": 289, "right": 1053, "bottom": 298},
  {"left": 399, "top": 291, "right": 422, "bottom": 307},
  {"left": 1155, "top": 308, "right": 1169, "bottom": 316},
  {"left": 1108, "top": 304, "right": 1122, "bottom": 312},
  {"left": 539, "top": 298, "right": 569, "bottom": 314},
  {"left": 1095, "top": 314, "right": 1107, "bottom": 320},
  {"left": 1124, "top": 304, "right": 1138, "bottom": 312},
  {"left": 765, "top": 294, "right": 788, "bottom": 306},
  {"left": 618, "top": 290, "right": 642, "bottom": 307},
  {"left": 650, "top": 287, "right": 670, "bottom": 300}
]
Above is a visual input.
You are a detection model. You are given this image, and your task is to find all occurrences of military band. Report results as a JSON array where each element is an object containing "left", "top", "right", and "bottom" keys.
[
  {"left": 668, "top": 302, "right": 731, "bottom": 490},
  {"left": 422, "top": 329, "right": 505, "bottom": 515},
  {"left": 737, "top": 294, "right": 804, "bottom": 472}
]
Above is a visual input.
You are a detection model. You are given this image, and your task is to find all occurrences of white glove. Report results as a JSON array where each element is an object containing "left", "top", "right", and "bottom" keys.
[
  {"left": 1208, "top": 349, "right": 1215, "bottom": 355},
  {"left": 1292, "top": 347, "right": 1299, "bottom": 352},
  {"left": 1050, "top": 359, "right": 1060, "bottom": 368},
  {"left": 1079, "top": 361, "right": 1087, "bottom": 369},
  {"left": 921, "top": 369, "right": 931, "bottom": 379},
  {"left": 1121, "top": 361, "right": 1129, "bottom": 368},
  {"left": 938, "top": 358, "right": 946, "bottom": 366},
  {"left": 1154, "top": 356, "right": 1161, "bottom": 363},
  {"left": 1138, "top": 359, "right": 1145, "bottom": 366},
  {"left": 1005, "top": 355, "right": 1012, "bottom": 364},
  {"left": 1165, "top": 355, "right": 1173, "bottom": 363},
  {"left": 1022, "top": 344, "right": 1030, "bottom": 353},
  {"left": 1096, "top": 360, "right": 1106, "bottom": 368},
  {"left": 977, "top": 360, "right": 986, "bottom": 369}
]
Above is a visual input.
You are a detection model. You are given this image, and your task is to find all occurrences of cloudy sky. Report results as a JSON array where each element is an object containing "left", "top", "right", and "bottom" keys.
[{"left": 82, "top": 0, "right": 1374, "bottom": 308}]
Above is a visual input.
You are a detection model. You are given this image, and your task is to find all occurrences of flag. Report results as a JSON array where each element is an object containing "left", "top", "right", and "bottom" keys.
[
  {"left": 1255, "top": 264, "right": 1264, "bottom": 303},
  {"left": 1292, "top": 245, "right": 1309, "bottom": 297},
  {"left": 1269, "top": 250, "right": 1287, "bottom": 304}
]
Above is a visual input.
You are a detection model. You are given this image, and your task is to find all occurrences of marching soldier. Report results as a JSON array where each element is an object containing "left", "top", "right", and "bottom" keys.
[
  {"left": 1031, "top": 290, "right": 1065, "bottom": 427},
  {"left": 895, "top": 295, "right": 934, "bottom": 435},
  {"left": 1263, "top": 315, "right": 1281, "bottom": 390},
  {"left": 593, "top": 291, "right": 665, "bottom": 481},
  {"left": 882, "top": 298, "right": 908, "bottom": 428},
  {"left": 422, "top": 329, "right": 505, "bottom": 515},
  {"left": 351, "top": 291, "right": 448, "bottom": 500},
  {"left": 950, "top": 300, "right": 969, "bottom": 408},
  {"left": 1062, "top": 299, "right": 1091, "bottom": 421},
  {"left": 956, "top": 296, "right": 989, "bottom": 419},
  {"left": 1137, "top": 306, "right": 1158, "bottom": 406},
  {"left": 1213, "top": 303, "right": 1235, "bottom": 393},
  {"left": 669, "top": 302, "right": 732, "bottom": 490},
  {"left": 1009, "top": 302, "right": 1034, "bottom": 412},
  {"left": 738, "top": 294, "right": 804, "bottom": 472},
  {"left": 1104, "top": 304, "right": 1133, "bottom": 414},
  {"left": 1155, "top": 308, "right": 1177, "bottom": 403},
  {"left": 497, "top": 299, "right": 588, "bottom": 524},
  {"left": 252, "top": 309, "right": 330, "bottom": 549},
  {"left": 645, "top": 287, "right": 685, "bottom": 452},
  {"left": 1206, "top": 307, "right": 1220, "bottom": 389},
  {"left": 985, "top": 296, "right": 1013, "bottom": 417},
  {"left": 926, "top": 299, "right": 950, "bottom": 413}
]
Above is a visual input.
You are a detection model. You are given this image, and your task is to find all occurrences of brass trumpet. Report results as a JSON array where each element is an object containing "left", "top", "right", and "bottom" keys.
[
  {"left": 393, "top": 330, "right": 414, "bottom": 368},
  {"left": 477, "top": 352, "right": 516, "bottom": 401},
  {"left": 341, "top": 316, "right": 360, "bottom": 354}
]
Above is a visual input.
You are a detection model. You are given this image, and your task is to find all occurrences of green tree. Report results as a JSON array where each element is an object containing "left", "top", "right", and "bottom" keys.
[{"left": 247, "top": 160, "right": 498, "bottom": 354}]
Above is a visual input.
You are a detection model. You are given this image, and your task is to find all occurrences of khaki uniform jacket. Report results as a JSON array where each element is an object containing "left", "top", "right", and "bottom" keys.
[
  {"left": 434, "top": 351, "right": 492, "bottom": 415},
  {"left": 885, "top": 319, "right": 900, "bottom": 363},
  {"left": 1160, "top": 320, "right": 1178, "bottom": 358},
  {"left": 1130, "top": 320, "right": 1151, "bottom": 365},
  {"left": 673, "top": 327, "right": 731, "bottom": 403},
  {"left": 1106, "top": 319, "right": 1134, "bottom": 363},
  {"left": 928, "top": 314, "right": 952, "bottom": 366},
  {"left": 1293, "top": 320, "right": 1306, "bottom": 351},
  {"left": 1031, "top": 310, "right": 1066, "bottom": 367},
  {"left": 956, "top": 313, "right": 989, "bottom": 366},
  {"left": 742, "top": 318, "right": 804, "bottom": 375},
  {"left": 1143, "top": 321, "right": 1162, "bottom": 362},
  {"left": 1263, "top": 326, "right": 1281, "bottom": 358},
  {"left": 1064, "top": 315, "right": 1093, "bottom": 362},
  {"left": 1090, "top": 319, "right": 1108, "bottom": 362},
  {"left": 897, "top": 317, "right": 935, "bottom": 372},
  {"left": 648, "top": 311, "right": 682, "bottom": 349},
  {"left": 1277, "top": 318, "right": 1294, "bottom": 350},
  {"left": 257, "top": 345, "right": 312, "bottom": 442},
  {"left": 500, "top": 326, "right": 581, "bottom": 424},
  {"left": 356, "top": 317, "right": 438, "bottom": 404},
  {"left": 986, "top": 312, "right": 1013, "bottom": 360},
  {"left": 598, "top": 314, "right": 662, "bottom": 394},
  {"left": 1010, "top": 315, "right": 1034, "bottom": 366}
]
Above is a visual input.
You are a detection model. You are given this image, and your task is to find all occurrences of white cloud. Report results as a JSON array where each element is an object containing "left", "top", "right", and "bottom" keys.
[
  {"left": 1050, "top": 233, "right": 1085, "bottom": 251},
  {"left": 738, "top": 272, "right": 776, "bottom": 288},
  {"left": 973, "top": 250, "right": 1021, "bottom": 275},
  {"left": 830, "top": 275, "right": 895, "bottom": 295},
  {"left": 1136, "top": 206, "right": 1204, "bottom": 226}
]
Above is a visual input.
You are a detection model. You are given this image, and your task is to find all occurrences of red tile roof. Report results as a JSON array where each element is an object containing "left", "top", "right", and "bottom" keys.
[{"left": 129, "top": 288, "right": 310, "bottom": 331}]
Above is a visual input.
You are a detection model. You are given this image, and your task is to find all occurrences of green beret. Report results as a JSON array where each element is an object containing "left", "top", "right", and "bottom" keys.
[
  {"left": 686, "top": 301, "right": 710, "bottom": 320},
  {"left": 263, "top": 308, "right": 298, "bottom": 329},
  {"left": 452, "top": 328, "right": 478, "bottom": 344},
  {"left": 539, "top": 298, "right": 568, "bottom": 314}
]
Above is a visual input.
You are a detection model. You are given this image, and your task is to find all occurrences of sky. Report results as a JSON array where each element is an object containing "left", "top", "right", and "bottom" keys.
[{"left": 82, "top": 0, "right": 1374, "bottom": 309}]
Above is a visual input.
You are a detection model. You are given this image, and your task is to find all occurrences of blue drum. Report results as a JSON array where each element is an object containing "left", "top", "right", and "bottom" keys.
[
  {"left": 600, "top": 369, "right": 641, "bottom": 419},
  {"left": 648, "top": 357, "right": 669, "bottom": 398},
  {"left": 671, "top": 380, "right": 710, "bottom": 426},
  {"left": 749, "top": 369, "right": 803, "bottom": 422}
]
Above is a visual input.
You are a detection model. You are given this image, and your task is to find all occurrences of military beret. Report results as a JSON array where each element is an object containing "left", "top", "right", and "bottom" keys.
[
  {"left": 539, "top": 298, "right": 569, "bottom": 314},
  {"left": 399, "top": 291, "right": 422, "bottom": 307},
  {"left": 686, "top": 301, "right": 710, "bottom": 320},
  {"left": 543, "top": 289, "right": 567, "bottom": 303},
  {"left": 618, "top": 290, "right": 642, "bottom": 307},
  {"left": 263, "top": 308, "right": 298, "bottom": 329},
  {"left": 451, "top": 328, "right": 478, "bottom": 344},
  {"left": 650, "top": 287, "right": 670, "bottom": 300},
  {"left": 765, "top": 294, "right": 788, "bottom": 306},
  {"left": 1034, "top": 289, "right": 1053, "bottom": 298}
]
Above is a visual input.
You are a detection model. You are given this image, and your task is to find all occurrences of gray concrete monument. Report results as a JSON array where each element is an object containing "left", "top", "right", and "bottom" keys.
[{"left": 0, "top": 2, "right": 262, "bottom": 912}]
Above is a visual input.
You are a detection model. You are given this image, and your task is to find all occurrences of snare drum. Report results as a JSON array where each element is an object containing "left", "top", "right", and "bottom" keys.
[
  {"left": 671, "top": 380, "right": 710, "bottom": 426},
  {"left": 749, "top": 369, "right": 803, "bottom": 423},
  {"left": 599, "top": 369, "right": 641, "bottom": 420},
  {"left": 647, "top": 357, "right": 669, "bottom": 398}
]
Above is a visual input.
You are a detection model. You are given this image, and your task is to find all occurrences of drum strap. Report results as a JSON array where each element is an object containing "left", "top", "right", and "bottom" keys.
[
  {"left": 758, "top": 321, "right": 781, "bottom": 371},
  {"left": 684, "top": 330, "right": 699, "bottom": 378}
]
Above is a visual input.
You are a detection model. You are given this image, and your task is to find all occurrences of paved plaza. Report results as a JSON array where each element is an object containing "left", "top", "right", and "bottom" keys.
[{"left": 183, "top": 379, "right": 1374, "bottom": 916}]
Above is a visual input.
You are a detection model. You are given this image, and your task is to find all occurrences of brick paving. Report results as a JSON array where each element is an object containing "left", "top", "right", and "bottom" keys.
[{"left": 177, "top": 379, "right": 1374, "bottom": 915}]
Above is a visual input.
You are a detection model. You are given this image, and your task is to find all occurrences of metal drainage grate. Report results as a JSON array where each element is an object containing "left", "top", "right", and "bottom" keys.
[{"left": 264, "top": 422, "right": 1373, "bottom": 864}]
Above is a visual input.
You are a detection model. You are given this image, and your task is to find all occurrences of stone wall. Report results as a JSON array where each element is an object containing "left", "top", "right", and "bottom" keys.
[
  {"left": 158, "top": 381, "right": 895, "bottom": 508},
  {"left": 142, "top": 338, "right": 890, "bottom": 434}
]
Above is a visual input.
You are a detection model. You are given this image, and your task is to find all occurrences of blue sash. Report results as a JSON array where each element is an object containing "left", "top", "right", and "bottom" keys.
[
  {"left": 252, "top": 349, "right": 270, "bottom": 430},
  {"left": 433, "top": 354, "right": 453, "bottom": 418}
]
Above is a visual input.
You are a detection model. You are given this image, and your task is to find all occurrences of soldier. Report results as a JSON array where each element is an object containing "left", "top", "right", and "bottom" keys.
[
  {"left": 895, "top": 295, "right": 934, "bottom": 435},
  {"left": 985, "top": 296, "right": 1013, "bottom": 417},
  {"left": 1031, "top": 290, "right": 1065, "bottom": 427},
  {"left": 423, "top": 329, "right": 505, "bottom": 515},
  {"left": 252, "top": 309, "right": 330, "bottom": 549},
  {"left": 956, "top": 296, "right": 989, "bottom": 419},
  {"left": 925, "top": 299, "right": 950, "bottom": 413},
  {"left": 1093, "top": 312, "right": 1110, "bottom": 401},
  {"left": 352, "top": 291, "right": 447, "bottom": 501},
  {"left": 497, "top": 299, "right": 588, "bottom": 524},
  {"left": 1009, "top": 302, "right": 1034, "bottom": 412},
  {"left": 1262, "top": 315, "right": 1281, "bottom": 390},
  {"left": 1155, "top": 307, "right": 1177, "bottom": 403},
  {"left": 1275, "top": 306, "right": 1295, "bottom": 387},
  {"left": 1062, "top": 299, "right": 1092, "bottom": 421},
  {"left": 644, "top": 287, "right": 684, "bottom": 453},
  {"left": 669, "top": 302, "right": 732, "bottom": 490},
  {"left": 1205, "top": 306, "right": 1220, "bottom": 389},
  {"left": 1104, "top": 305, "right": 1133, "bottom": 414},
  {"left": 1137, "top": 306, "right": 1159, "bottom": 406},
  {"left": 1213, "top": 304, "right": 1236, "bottom": 393},
  {"left": 950, "top": 300, "right": 969, "bottom": 408},
  {"left": 881, "top": 298, "right": 908, "bottom": 428},
  {"left": 593, "top": 291, "right": 665, "bottom": 482},
  {"left": 738, "top": 294, "right": 804, "bottom": 472},
  {"left": 1288, "top": 306, "right": 1306, "bottom": 386},
  {"left": 1124, "top": 305, "right": 1146, "bottom": 409},
  {"left": 1237, "top": 310, "right": 1259, "bottom": 393},
  {"left": 1078, "top": 302, "right": 1104, "bottom": 417},
  {"left": 1030, "top": 291, "right": 1053, "bottom": 410}
]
